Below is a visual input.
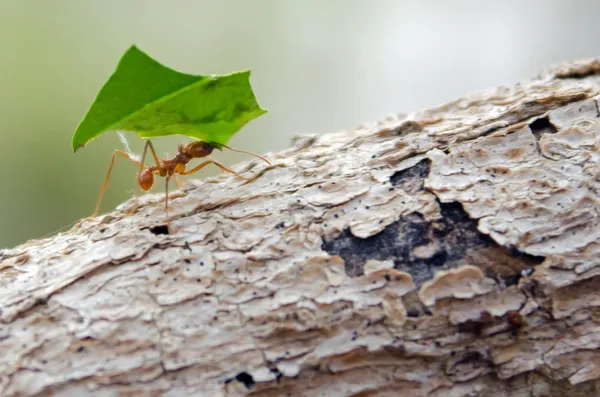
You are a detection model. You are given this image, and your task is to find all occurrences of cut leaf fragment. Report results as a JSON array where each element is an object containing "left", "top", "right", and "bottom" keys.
[{"left": 72, "top": 45, "right": 267, "bottom": 152}]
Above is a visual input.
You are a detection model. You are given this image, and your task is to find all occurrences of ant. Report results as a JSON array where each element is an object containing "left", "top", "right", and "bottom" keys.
[{"left": 93, "top": 139, "right": 271, "bottom": 225}]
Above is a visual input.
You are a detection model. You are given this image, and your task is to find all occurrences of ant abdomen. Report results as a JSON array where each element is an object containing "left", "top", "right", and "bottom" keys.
[{"left": 138, "top": 168, "right": 154, "bottom": 191}]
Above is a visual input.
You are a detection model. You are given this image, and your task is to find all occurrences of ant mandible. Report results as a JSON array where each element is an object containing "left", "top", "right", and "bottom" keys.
[{"left": 93, "top": 140, "right": 271, "bottom": 223}]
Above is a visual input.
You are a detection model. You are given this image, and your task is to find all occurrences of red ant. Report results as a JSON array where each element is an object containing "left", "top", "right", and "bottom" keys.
[{"left": 93, "top": 140, "right": 271, "bottom": 224}]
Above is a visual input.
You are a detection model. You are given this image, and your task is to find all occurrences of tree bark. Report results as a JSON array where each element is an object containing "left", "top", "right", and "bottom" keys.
[{"left": 3, "top": 59, "right": 600, "bottom": 397}]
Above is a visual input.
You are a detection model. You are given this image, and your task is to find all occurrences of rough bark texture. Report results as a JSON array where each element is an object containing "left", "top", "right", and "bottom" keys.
[{"left": 3, "top": 59, "right": 600, "bottom": 397}]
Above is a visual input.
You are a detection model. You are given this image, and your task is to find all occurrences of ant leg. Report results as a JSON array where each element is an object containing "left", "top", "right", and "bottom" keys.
[
  {"left": 147, "top": 140, "right": 162, "bottom": 164},
  {"left": 94, "top": 150, "right": 147, "bottom": 217},
  {"left": 165, "top": 175, "right": 171, "bottom": 226},
  {"left": 174, "top": 174, "right": 184, "bottom": 189},
  {"left": 221, "top": 144, "right": 272, "bottom": 166},
  {"left": 181, "top": 159, "right": 249, "bottom": 181}
]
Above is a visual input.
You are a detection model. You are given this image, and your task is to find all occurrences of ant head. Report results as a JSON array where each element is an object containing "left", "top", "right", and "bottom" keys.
[
  {"left": 185, "top": 141, "right": 215, "bottom": 158},
  {"left": 138, "top": 168, "right": 155, "bottom": 191}
]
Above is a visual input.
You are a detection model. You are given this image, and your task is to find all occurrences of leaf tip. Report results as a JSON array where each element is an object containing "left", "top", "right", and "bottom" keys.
[
  {"left": 72, "top": 139, "right": 83, "bottom": 153},
  {"left": 125, "top": 44, "right": 143, "bottom": 57},
  {"left": 71, "top": 125, "right": 89, "bottom": 152}
]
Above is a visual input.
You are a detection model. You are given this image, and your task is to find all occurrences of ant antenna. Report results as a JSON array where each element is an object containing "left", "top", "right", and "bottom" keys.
[{"left": 221, "top": 144, "right": 272, "bottom": 166}]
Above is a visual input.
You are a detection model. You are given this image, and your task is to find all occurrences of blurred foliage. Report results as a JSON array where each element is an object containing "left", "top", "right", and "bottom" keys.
[{"left": 0, "top": 0, "right": 599, "bottom": 248}]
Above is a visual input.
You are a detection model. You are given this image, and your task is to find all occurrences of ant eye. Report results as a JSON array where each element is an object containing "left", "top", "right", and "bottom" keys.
[{"left": 138, "top": 169, "right": 154, "bottom": 191}]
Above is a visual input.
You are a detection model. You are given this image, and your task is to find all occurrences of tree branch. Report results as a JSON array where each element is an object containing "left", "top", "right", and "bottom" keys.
[{"left": 2, "top": 58, "right": 600, "bottom": 396}]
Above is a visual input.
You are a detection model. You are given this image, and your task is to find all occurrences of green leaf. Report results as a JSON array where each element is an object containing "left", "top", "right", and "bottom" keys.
[{"left": 72, "top": 45, "right": 267, "bottom": 152}]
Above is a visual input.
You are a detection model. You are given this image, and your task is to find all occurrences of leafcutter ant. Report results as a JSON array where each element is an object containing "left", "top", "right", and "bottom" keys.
[{"left": 93, "top": 140, "right": 271, "bottom": 225}]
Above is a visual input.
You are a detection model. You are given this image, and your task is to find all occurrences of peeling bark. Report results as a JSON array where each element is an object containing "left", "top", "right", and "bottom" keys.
[{"left": 3, "top": 59, "right": 600, "bottom": 396}]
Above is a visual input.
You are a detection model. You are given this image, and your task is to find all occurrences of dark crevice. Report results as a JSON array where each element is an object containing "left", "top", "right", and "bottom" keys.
[
  {"left": 323, "top": 202, "right": 492, "bottom": 282},
  {"left": 234, "top": 372, "right": 255, "bottom": 389},
  {"left": 377, "top": 120, "right": 424, "bottom": 139},
  {"left": 322, "top": 201, "right": 544, "bottom": 288},
  {"left": 388, "top": 120, "right": 423, "bottom": 137},
  {"left": 457, "top": 318, "right": 488, "bottom": 336},
  {"left": 389, "top": 159, "right": 431, "bottom": 193},
  {"left": 269, "top": 366, "right": 283, "bottom": 381},
  {"left": 501, "top": 273, "right": 522, "bottom": 287},
  {"left": 406, "top": 309, "right": 420, "bottom": 318},
  {"left": 403, "top": 290, "right": 432, "bottom": 317},
  {"left": 490, "top": 247, "right": 543, "bottom": 288},
  {"left": 529, "top": 116, "right": 558, "bottom": 140},
  {"left": 556, "top": 69, "right": 600, "bottom": 80},
  {"left": 446, "top": 350, "right": 492, "bottom": 379},
  {"left": 149, "top": 225, "right": 170, "bottom": 235}
]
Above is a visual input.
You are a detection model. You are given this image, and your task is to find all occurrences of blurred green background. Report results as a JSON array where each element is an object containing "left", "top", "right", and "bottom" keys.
[{"left": 1, "top": 0, "right": 599, "bottom": 248}]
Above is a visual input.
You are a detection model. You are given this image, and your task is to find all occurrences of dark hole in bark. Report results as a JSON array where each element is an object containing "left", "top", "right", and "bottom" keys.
[
  {"left": 150, "top": 225, "right": 169, "bottom": 235},
  {"left": 235, "top": 372, "right": 255, "bottom": 389},
  {"left": 529, "top": 116, "right": 557, "bottom": 139}
]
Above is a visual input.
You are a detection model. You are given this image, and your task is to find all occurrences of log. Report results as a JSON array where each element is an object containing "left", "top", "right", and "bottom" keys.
[{"left": 2, "top": 58, "right": 600, "bottom": 397}]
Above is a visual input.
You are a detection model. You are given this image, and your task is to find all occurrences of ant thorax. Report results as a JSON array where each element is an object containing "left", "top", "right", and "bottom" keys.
[{"left": 173, "top": 152, "right": 191, "bottom": 165}]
